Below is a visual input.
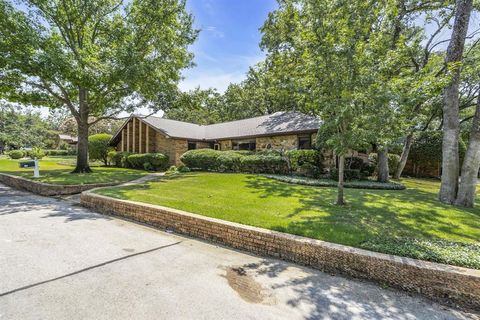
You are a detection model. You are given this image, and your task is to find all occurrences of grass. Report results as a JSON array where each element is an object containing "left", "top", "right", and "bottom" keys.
[
  {"left": 0, "top": 156, "right": 147, "bottom": 185},
  {"left": 95, "top": 172, "right": 480, "bottom": 269}
]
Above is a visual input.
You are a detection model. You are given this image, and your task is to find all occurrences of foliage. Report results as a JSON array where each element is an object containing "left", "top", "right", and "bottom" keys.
[
  {"left": 410, "top": 131, "right": 467, "bottom": 166},
  {"left": 262, "top": 174, "right": 405, "bottom": 190},
  {"left": 361, "top": 237, "right": 480, "bottom": 269},
  {"left": 180, "top": 149, "right": 221, "bottom": 171},
  {"left": 125, "top": 153, "right": 169, "bottom": 171},
  {"left": 7, "top": 149, "right": 24, "bottom": 159},
  {"left": 329, "top": 168, "right": 363, "bottom": 181},
  {"left": 239, "top": 153, "right": 288, "bottom": 174},
  {"left": 88, "top": 134, "right": 113, "bottom": 166},
  {"left": 0, "top": 105, "right": 54, "bottom": 151},
  {"left": 181, "top": 149, "right": 324, "bottom": 176},
  {"left": 109, "top": 151, "right": 131, "bottom": 168},
  {"left": 27, "top": 147, "right": 46, "bottom": 159},
  {"left": 95, "top": 173, "right": 480, "bottom": 269},
  {"left": 45, "top": 149, "right": 71, "bottom": 156},
  {"left": 286, "top": 149, "right": 322, "bottom": 177},
  {"left": 0, "top": 0, "right": 197, "bottom": 172}
]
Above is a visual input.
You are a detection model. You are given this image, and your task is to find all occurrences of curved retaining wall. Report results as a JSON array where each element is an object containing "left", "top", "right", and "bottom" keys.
[
  {"left": 0, "top": 173, "right": 121, "bottom": 196},
  {"left": 80, "top": 190, "right": 480, "bottom": 310}
]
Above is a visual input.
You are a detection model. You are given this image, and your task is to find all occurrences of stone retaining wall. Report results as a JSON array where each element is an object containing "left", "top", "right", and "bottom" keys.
[
  {"left": 0, "top": 173, "right": 121, "bottom": 196},
  {"left": 80, "top": 191, "right": 480, "bottom": 310}
]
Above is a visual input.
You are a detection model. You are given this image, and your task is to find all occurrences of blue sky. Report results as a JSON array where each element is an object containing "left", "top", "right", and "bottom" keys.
[{"left": 179, "top": 0, "right": 278, "bottom": 92}]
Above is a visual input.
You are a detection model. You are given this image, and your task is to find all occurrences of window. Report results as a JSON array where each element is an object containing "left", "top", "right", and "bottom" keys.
[
  {"left": 188, "top": 142, "right": 197, "bottom": 150},
  {"left": 232, "top": 139, "right": 256, "bottom": 151},
  {"left": 298, "top": 135, "right": 312, "bottom": 150}
]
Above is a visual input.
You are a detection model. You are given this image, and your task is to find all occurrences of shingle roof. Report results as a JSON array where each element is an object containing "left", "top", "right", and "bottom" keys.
[{"left": 115, "top": 111, "right": 320, "bottom": 142}]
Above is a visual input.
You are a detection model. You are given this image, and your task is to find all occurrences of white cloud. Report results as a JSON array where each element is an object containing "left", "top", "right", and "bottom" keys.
[{"left": 204, "top": 26, "right": 224, "bottom": 38}]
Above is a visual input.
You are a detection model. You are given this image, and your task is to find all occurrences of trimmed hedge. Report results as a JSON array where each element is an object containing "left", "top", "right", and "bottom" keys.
[
  {"left": 108, "top": 151, "right": 168, "bottom": 171},
  {"left": 45, "top": 149, "right": 71, "bottom": 156},
  {"left": 126, "top": 153, "right": 169, "bottom": 170},
  {"left": 329, "top": 168, "right": 363, "bottom": 181},
  {"left": 8, "top": 150, "right": 24, "bottom": 159},
  {"left": 180, "top": 149, "right": 322, "bottom": 175},
  {"left": 27, "top": 147, "right": 46, "bottom": 160}
]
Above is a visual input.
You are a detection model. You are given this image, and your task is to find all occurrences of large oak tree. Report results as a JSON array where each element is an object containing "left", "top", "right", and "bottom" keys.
[{"left": 0, "top": 0, "right": 197, "bottom": 172}]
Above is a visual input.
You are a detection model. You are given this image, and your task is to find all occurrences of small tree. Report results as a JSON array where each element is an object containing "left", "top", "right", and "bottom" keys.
[{"left": 88, "top": 134, "right": 112, "bottom": 166}]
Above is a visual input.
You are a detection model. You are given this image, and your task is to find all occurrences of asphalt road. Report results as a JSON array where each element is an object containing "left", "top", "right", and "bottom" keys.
[{"left": 0, "top": 183, "right": 477, "bottom": 320}]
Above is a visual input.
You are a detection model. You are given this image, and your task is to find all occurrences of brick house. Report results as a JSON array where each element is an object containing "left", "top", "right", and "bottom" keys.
[{"left": 110, "top": 111, "right": 342, "bottom": 166}]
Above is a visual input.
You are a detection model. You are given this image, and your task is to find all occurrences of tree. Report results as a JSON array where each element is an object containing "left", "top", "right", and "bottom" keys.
[
  {"left": 439, "top": 0, "right": 473, "bottom": 204},
  {"left": 0, "top": 104, "right": 52, "bottom": 151},
  {"left": 88, "top": 134, "right": 112, "bottom": 166},
  {"left": 0, "top": 0, "right": 197, "bottom": 173},
  {"left": 261, "top": 0, "right": 398, "bottom": 204},
  {"left": 165, "top": 88, "right": 224, "bottom": 125}
]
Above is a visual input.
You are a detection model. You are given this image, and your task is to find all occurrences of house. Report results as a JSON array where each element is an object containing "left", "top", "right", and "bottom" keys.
[
  {"left": 58, "top": 134, "right": 78, "bottom": 146},
  {"left": 110, "top": 111, "right": 339, "bottom": 166}
]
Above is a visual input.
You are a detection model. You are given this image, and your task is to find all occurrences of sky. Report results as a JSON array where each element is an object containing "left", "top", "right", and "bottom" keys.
[{"left": 179, "top": 0, "right": 278, "bottom": 93}]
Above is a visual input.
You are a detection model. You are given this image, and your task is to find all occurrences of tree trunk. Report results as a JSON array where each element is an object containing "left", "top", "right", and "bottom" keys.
[
  {"left": 455, "top": 96, "right": 480, "bottom": 207},
  {"left": 72, "top": 88, "right": 92, "bottom": 173},
  {"left": 336, "top": 154, "right": 346, "bottom": 205},
  {"left": 439, "top": 0, "right": 472, "bottom": 204},
  {"left": 377, "top": 146, "right": 389, "bottom": 183},
  {"left": 394, "top": 133, "right": 413, "bottom": 179}
]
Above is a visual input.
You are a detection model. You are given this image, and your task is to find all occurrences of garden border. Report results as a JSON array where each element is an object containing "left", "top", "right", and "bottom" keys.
[
  {"left": 80, "top": 189, "right": 480, "bottom": 310},
  {"left": 0, "top": 173, "right": 122, "bottom": 196}
]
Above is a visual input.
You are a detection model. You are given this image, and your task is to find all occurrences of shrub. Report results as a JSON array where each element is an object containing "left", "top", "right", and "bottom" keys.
[
  {"left": 126, "top": 153, "right": 169, "bottom": 170},
  {"left": 240, "top": 153, "right": 288, "bottom": 174},
  {"left": 109, "top": 151, "right": 131, "bottom": 167},
  {"left": 88, "top": 134, "right": 113, "bottom": 166},
  {"left": 178, "top": 164, "right": 191, "bottom": 172},
  {"left": 28, "top": 147, "right": 46, "bottom": 159},
  {"left": 45, "top": 149, "right": 70, "bottom": 156},
  {"left": 8, "top": 150, "right": 24, "bottom": 159},
  {"left": 287, "top": 150, "right": 322, "bottom": 177},
  {"left": 180, "top": 149, "right": 221, "bottom": 171},
  {"left": 329, "top": 168, "right": 362, "bottom": 181},
  {"left": 216, "top": 151, "right": 244, "bottom": 172}
]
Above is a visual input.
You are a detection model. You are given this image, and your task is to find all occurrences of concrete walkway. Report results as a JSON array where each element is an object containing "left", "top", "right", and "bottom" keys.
[{"left": 0, "top": 183, "right": 477, "bottom": 320}]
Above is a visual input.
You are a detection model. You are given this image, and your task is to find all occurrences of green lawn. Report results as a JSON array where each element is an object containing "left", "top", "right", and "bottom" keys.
[
  {"left": 95, "top": 172, "right": 480, "bottom": 268},
  {"left": 0, "top": 156, "right": 147, "bottom": 185}
]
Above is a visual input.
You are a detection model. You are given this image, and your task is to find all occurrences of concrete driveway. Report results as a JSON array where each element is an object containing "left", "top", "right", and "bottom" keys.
[{"left": 0, "top": 183, "right": 477, "bottom": 320}]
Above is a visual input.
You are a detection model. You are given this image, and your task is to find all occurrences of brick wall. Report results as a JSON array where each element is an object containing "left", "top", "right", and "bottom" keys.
[
  {"left": 0, "top": 173, "right": 121, "bottom": 196},
  {"left": 81, "top": 191, "right": 480, "bottom": 310}
]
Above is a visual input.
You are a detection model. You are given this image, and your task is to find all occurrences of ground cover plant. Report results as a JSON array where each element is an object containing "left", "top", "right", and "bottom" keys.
[
  {"left": 0, "top": 156, "right": 146, "bottom": 185},
  {"left": 95, "top": 172, "right": 480, "bottom": 269}
]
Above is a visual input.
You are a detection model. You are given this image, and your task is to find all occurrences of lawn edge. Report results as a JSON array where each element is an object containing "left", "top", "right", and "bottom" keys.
[
  {"left": 0, "top": 173, "right": 123, "bottom": 196},
  {"left": 81, "top": 188, "right": 480, "bottom": 311}
]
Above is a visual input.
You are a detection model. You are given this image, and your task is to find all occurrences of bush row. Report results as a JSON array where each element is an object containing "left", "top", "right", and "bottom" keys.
[
  {"left": 7, "top": 148, "right": 75, "bottom": 159},
  {"left": 180, "top": 149, "right": 323, "bottom": 176},
  {"left": 108, "top": 151, "right": 169, "bottom": 171}
]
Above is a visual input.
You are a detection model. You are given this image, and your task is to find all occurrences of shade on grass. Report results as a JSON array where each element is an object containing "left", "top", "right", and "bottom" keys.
[
  {"left": 0, "top": 157, "right": 147, "bottom": 185},
  {"left": 95, "top": 172, "right": 480, "bottom": 268}
]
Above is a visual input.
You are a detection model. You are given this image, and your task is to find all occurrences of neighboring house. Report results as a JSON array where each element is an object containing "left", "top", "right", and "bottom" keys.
[
  {"left": 58, "top": 134, "right": 78, "bottom": 146},
  {"left": 110, "top": 111, "right": 341, "bottom": 166}
]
